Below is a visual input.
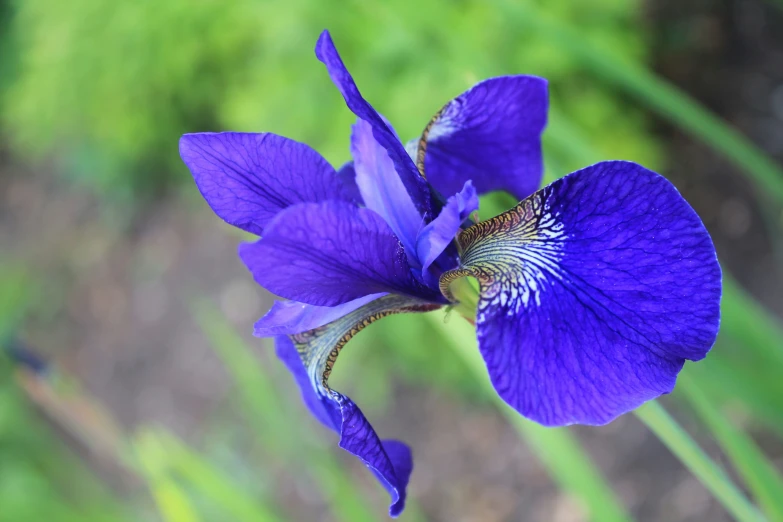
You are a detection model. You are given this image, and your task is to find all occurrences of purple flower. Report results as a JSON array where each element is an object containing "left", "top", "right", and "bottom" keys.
[{"left": 180, "top": 30, "right": 721, "bottom": 517}]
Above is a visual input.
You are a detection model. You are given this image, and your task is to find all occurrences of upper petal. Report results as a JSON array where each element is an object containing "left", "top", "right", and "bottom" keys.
[
  {"left": 416, "top": 76, "right": 548, "bottom": 200},
  {"left": 352, "top": 118, "right": 425, "bottom": 267},
  {"left": 239, "top": 200, "right": 440, "bottom": 307},
  {"left": 180, "top": 132, "right": 351, "bottom": 234},
  {"left": 415, "top": 180, "right": 479, "bottom": 286},
  {"left": 273, "top": 293, "right": 441, "bottom": 517},
  {"left": 315, "top": 30, "right": 435, "bottom": 219},
  {"left": 443, "top": 161, "right": 721, "bottom": 426}
]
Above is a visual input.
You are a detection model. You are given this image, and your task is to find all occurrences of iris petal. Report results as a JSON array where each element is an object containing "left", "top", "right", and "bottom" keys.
[
  {"left": 415, "top": 76, "right": 548, "bottom": 200},
  {"left": 416, "top": 180, "right": 479, "bottom": 286},
  {"left": 180, "top": 132, "right": 351, "bottom": 234},
  {"left": 336, "top": 161, "right": 364, "bottom": 205},
  {"left": 352, "top": 118, "right": 425, "bottom": 267},
  {"left": 315, "top": 30, "right": 435, "bottom": 220},
  {"left": 274, "top": 294, "right": 441, "bottom": 517},
  {"left": 276, "top": 335, "right": 341, "bottom": 429},
  {"left": 254, "top": 293, "right": 387, "bottom": 336},
  {"left": 441, "top": 161, "right": 721, "bottom": 426},
  {"left": 239, "top": 200, "right": 441, "bottom": 307}
]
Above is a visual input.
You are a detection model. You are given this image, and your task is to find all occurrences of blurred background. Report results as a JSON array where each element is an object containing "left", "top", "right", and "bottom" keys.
[{"left": 1, "top": 0, "right": 782, "bottom": 521}]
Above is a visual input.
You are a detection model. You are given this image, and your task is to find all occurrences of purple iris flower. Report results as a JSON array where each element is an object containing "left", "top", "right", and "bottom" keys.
[{"left": 180, "top": 30, "right": 721, "bottom": 517}]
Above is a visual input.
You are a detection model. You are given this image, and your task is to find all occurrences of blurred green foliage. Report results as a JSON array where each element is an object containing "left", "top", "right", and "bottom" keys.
[
  {"left": 2, "top": 0, "right": 263, "bottom": 200},
  {"left": 0, "top": 378, "right": 126, "bottom": 522},
  {"left": 0, "top": 271, "right": 132, "bottom": 522},
  {"left": 0, "top": 0, "right": 659, "bottom": 202}
]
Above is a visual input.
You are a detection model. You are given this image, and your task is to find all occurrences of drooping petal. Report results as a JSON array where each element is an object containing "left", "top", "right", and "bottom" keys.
[
  {"left": 275, "top": 335, "right": 341, "bottom": 429},
  {"left": 415, "top": 76, "right": 548, "bottom": 200},
  {"left": 352, "top": 118, "right": 424, "bottom": 267},
  {"left": 336, "top": 396, "right": 412, "bottom": 518},
  {"left": 254, "top": 293, "right": 386, "bottom": 336},
  {"left": 315, "top": 30, "right": 435, "bottom": 219},
  {"left": 239, "top": 200, "right": 441, "bottom": 307},
  {"left": 180, "top": 132, "right": 352, "bottom": 234},
  {"left": 273, "top": 294, "right": 441, "bottom": 517},
  {"left": 415, "top": 181, "right": 479, "bottom": 286},
  {"left": 441, "top": 161, "right": 721, "bottom": 426}
]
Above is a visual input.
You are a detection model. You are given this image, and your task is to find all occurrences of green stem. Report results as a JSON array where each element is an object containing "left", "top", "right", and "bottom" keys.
[
  {"left": 634, "top": 402, "right": 766, "bottom": 522},
  {"left": 678, "top": 374, "right": 783, "bottom": 521}
]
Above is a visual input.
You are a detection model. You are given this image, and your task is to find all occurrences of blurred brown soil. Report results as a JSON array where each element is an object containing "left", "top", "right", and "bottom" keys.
[{"left": 649, "top": 0, "right": 783, "bottom": 315}]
